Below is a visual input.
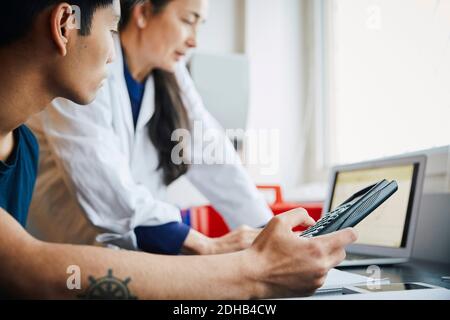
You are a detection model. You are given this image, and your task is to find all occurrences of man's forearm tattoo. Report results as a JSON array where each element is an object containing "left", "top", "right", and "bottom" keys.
[{"left": 78, "top": 269, "right": 137, "bottom": 300}]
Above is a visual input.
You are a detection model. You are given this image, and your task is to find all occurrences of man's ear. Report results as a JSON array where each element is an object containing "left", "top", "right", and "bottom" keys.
[{"left": 50, "top": 3, "right": 77, "bottom": 56}]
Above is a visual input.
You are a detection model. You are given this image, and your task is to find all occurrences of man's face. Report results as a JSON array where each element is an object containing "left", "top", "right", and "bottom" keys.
[{"left": 58, "top": 0, "right": 121, "bottom": 105}]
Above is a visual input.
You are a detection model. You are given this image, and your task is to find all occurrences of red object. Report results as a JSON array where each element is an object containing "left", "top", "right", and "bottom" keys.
[{"left": 189, "top": 185, "right": 323, "bottom": 238}]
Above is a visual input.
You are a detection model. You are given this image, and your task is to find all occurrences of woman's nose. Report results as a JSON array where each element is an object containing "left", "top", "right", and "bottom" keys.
[
  {"left": 186, "top": 36, "right": 197, "bottom": 49},
  {"left": 186, "top": 27, "right": 198, "bottom": 49}
]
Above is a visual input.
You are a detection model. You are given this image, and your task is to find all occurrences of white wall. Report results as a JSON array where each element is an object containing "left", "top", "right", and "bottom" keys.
[
  {"left": 244, "top": 0, "right": 306, "bottom": 188},
  {"left": 197, "top": 0, "right": 246, "bottom": 54},
  {"left": 197, "top": 0, "right": 307, "bottom": 188}
]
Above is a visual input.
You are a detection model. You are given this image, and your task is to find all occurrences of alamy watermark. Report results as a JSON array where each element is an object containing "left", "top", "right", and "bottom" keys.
[
  {"left": 171, "top": 121, "right": 280, "bottom": 176},
  {"left": 63, "top": 5, "right": 82, "bottom": 31},
  {"left": 366, "top": 265, "right": 384, "bottom": 289},
  {"left": 67, "top": 265, "right": 82, "bottom": 290},
  {"left": 366, "top": 4, "right": 383, "bottom": 31}
]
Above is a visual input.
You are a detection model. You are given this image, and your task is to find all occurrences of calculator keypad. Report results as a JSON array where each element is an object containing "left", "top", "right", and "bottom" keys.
[{"left": 300, "top": 202, "right": 353, "bottom": 238}]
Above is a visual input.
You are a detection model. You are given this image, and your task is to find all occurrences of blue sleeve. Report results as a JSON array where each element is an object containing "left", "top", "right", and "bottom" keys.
[{"left": 135, "top": 222, "right": 191, "bottom": 255}]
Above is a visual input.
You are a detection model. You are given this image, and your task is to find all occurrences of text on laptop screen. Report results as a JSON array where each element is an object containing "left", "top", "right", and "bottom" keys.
[{"left": 330, "top": 164, "right": 417, "bottom": 248}]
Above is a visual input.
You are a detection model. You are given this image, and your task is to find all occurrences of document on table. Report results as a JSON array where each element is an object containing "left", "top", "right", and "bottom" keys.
[
  {"left": 278, "top": 268, "right": 390, "bottom": 299},
  {"left": 318, "top": 268, "right": 390, "bottom": 293},
  {"left": 283, "top": 268, "right": 450, "bottom": 300},
  {"left": 304, "top": 288, "right": 450, "bottom": 300}
]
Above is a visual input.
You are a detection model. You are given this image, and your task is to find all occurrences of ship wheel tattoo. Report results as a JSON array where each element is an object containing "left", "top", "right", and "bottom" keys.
[{"left": 79, "top": 269, "right": 137, "bottom": 300}]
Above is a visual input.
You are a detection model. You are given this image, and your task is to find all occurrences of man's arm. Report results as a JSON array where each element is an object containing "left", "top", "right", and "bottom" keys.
[
  {"left": 0, "top": 208, "right": 357, "bottom": 299},
  {"left": 0, "top": 208, "right": 252, "bottom": 299}
]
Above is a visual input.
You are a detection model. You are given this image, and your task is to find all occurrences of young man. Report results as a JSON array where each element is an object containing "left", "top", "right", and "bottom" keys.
[{"left": 0, "top": 0, "right": 357, "bottom": 299}]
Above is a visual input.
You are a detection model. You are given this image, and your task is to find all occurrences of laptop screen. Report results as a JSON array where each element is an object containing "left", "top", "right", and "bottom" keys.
[{"left": 329, "top": 164, "right": 419, "bottom": 248}]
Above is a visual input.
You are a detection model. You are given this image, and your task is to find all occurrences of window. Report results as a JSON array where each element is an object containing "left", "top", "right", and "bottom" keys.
[{"left": 324, "top": 0, "right": 450, "bottom": 165}]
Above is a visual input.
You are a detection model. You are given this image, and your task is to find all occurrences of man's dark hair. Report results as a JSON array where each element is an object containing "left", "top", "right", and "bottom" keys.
[{"left": 0, "top": 0, "right": 114, "bottom": 47}]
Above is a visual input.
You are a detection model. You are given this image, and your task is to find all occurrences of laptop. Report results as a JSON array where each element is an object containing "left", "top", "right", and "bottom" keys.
[{"left": 322, "top": 154, "right": 427, "bottom": 267}]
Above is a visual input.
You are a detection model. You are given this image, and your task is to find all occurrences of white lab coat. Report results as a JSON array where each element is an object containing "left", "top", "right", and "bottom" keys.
[{"left": 27, "top": 37, "right": 272, "bottom": 250}]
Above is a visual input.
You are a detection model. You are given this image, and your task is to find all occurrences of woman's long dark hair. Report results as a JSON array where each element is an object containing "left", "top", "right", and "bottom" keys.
[{"left": 120, "top": 0, "right": 190, "bottom": 185}]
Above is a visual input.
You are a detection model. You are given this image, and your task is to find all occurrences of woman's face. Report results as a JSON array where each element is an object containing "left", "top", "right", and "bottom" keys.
[{"left": 138, "top": 0, "right": 208, "bottom": 72}]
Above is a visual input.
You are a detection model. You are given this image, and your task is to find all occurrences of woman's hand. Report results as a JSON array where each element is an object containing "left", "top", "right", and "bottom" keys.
[
  {"left": 205, "top": 225, "right": 262, "bottom": 255},
  {"left": 182, "top": 225, "right": 263, "bottom": 255}
]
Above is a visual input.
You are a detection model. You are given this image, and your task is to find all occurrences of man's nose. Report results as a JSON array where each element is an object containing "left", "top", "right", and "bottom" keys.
[{"left": 107, "top": 44, "right": 117, "bottom": 64}]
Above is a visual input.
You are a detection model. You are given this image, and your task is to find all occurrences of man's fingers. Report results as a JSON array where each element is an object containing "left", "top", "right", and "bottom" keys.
[
  {"left": 302, "top": 217, "right": 317, "bottom": 228},
  {"left": 313, "top": 228, "right": 358, "bottom": 254},
  {"left": 321, "top": 246, "right": 347, "bottom": 269},
  {"left": 273, "top": 208, "right": 316, "bottom": 229}
]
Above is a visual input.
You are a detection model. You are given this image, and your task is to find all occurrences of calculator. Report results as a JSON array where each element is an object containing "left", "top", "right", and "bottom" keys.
[{"left": 300, "top": 179, "right": 398, "bottom": 238}]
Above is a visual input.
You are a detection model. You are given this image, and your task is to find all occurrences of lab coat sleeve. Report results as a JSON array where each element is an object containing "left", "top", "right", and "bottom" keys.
[
  {"left": 135, "top": 222, "right": 190, "bottom": 255},
  {"left": 175, "top": 64, "right": 273, "bottom": 229},
  {"left": 38, "top": 85, "right": 183, "bottom": 249}
]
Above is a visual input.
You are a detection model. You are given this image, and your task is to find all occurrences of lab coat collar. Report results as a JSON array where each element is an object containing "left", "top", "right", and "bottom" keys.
[
  {"left": 135, "top": 74, "right": 155, "bottom": 132},
  {"left": 110, "top": 35, "right": 155, "bottom": 134}
]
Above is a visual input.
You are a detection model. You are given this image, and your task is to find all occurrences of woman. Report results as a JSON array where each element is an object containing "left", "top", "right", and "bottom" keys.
[{"left": 27, "top": 0, "right": 273, "bottom": 255}]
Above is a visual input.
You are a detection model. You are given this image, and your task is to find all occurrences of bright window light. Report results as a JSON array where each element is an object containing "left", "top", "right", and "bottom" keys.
[{"left": 327, "top": 0, "right": 450, "bottom": 165}]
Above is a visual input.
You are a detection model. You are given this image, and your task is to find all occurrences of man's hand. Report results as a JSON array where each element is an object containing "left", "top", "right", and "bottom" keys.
[{"left": 246, "top": 208, "right": 358, "bottom": 299}]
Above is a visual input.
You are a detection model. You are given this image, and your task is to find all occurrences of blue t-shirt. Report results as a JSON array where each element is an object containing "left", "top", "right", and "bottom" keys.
[{"left": 0, "top": 125, "right": 39, "bottom": 227}]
